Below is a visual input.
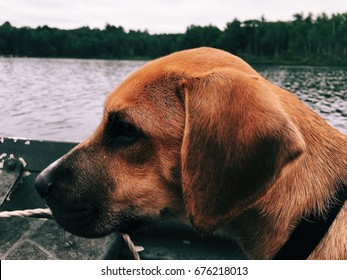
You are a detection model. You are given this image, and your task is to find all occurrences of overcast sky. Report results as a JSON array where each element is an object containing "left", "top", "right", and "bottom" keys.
[{"left": 0, "top": 0, "right": 346, "bottom": 34}]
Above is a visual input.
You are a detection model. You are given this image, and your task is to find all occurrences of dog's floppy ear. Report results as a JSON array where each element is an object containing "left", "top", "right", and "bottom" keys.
[{"left": 180, "top": 69, "right": 306, "bottom": 233}]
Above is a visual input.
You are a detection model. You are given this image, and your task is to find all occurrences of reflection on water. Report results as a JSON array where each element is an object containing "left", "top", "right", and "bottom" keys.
[
  {"left": 0, "top": 58, "right": 346, "bottom": 142},
  {"left": 258, "top": 65, "right": 347, "bottom": 134},
  {"left": 0, "top": 58, "right": 146, "bottom": 141}
]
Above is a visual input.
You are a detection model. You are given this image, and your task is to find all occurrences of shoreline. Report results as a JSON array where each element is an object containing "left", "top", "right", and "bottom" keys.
[{"left": 1, "top": 55, "right": 346, "bottom": 68}]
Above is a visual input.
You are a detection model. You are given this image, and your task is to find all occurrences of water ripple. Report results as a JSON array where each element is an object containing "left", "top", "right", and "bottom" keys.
[
  {"left": 0, "top": 58, "right": 346, "bottom": 142},
  {"left": 257, "top": 65, "right": 347, "bottom": 135},
  {"left": 0, "top": 58, "right": 146, "bottom": 141}
]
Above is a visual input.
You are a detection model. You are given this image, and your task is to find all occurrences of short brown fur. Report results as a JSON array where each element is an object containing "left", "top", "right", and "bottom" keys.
[{"left": 35, "top": 47, "right": 347, "bottom": 259}]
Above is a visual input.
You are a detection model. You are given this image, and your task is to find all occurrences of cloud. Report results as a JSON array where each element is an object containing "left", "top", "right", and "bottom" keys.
[{"left": 0, "top": 0, "right": 346, "bottom": 33}]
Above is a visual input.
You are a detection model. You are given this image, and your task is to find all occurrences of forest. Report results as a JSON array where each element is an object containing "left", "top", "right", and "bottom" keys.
[{"left": 0, "top": 13, "right": 346, "bottom": 65}]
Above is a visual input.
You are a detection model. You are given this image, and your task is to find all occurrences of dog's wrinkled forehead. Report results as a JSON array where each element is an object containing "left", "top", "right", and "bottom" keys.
[
  {"left": 103, "top": 70, "right": 185, "bottom": 139},
  {"left": 105, "top": 77, "right": 146, "bottom": 111}
]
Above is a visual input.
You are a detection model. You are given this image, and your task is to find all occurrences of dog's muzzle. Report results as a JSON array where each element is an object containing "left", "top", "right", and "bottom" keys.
[{"left": 34, "top": 158, "right": 62, "bottom": 199}]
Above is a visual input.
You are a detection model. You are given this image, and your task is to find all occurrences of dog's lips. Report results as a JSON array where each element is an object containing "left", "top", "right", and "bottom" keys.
[
  {"left": 115, "top": 216, "right": 149, "bottom": 233},
  {"left": 52, "top": 208, "right": 93, "bottom": 225},
  {"left": 48, "top": 204, "right": 111, "bottom": 238},
  {"left": 47, "top": 203, "right": 150, "bottom": 238}
]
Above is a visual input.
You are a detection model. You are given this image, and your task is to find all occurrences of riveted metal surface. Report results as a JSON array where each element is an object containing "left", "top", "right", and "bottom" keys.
[
  {"left": 0, "top": 158, "right": 23, "bottom": 206},
  {"left": 0, "top": 137, "right": 246, "bottom": 260},
  {"left": 0, "top": 137, "right": 77, "bottom": 211}
]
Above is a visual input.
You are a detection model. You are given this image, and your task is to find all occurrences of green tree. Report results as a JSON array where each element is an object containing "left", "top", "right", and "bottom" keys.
[
  {"left": 179, "top": 25, "right": 222, "bottom": 49},
  {"left": 1, "top": 13, "right": 347, "bottom": 65},
  {"left": 218, "top": 19, "right": 244, "bottom": 55}
]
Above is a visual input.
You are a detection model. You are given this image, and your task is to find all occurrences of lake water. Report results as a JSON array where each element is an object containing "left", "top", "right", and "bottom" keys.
[{"left": 0, "top": 58, "right": 346, "bottom": 142}]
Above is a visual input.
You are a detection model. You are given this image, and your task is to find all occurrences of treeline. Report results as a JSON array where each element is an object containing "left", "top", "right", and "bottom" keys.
[{"left": 0, "top": 13, "right": 347, "bottom": 65}]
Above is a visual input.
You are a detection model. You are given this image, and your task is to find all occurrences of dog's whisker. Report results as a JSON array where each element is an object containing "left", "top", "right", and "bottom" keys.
[{"left": 33, "top": 47, "right": 347, "bottom": 260}]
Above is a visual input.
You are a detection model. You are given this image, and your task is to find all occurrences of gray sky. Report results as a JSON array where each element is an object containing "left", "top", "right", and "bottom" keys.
[{"left": 0, "top": 0, "right": 346, "bottom": 34}]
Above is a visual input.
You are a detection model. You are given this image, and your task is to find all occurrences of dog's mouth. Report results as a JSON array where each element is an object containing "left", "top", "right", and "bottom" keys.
[
  {"left": 47, "top": 202, "right": 153, "bottom": 238},
  {"left": 49, "top": 204, "right": 104, "bottom": 238}
]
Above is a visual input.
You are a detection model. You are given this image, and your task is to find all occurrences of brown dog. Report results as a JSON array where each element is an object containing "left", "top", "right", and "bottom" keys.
[{"left": 35, "top": 47, "right": 347, "bottom": 259}]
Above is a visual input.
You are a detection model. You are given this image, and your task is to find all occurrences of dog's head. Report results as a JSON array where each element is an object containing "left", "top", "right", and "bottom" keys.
[{"left": 35, "top": 47, "right": 305, "bottom": 238}]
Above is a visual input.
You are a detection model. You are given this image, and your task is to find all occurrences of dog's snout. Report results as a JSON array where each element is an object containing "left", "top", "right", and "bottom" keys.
[
  {"left": 34, "top": 157, "right": 64, "bottom": 198},
  {"left": 35, "top": 170, "right": 53, "bottom": 198}
]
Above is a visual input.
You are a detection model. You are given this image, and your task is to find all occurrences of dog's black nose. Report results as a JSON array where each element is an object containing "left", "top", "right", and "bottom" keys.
[
  {"left": 35, "top": 171, "right": 53, "bottom": 198},
  {"left": 35, "top": 157, "right": 64, "bottom": 198}
]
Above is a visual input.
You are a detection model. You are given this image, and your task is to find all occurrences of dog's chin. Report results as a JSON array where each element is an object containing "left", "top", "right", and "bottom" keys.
[
  {"left": 50, "top": 208, "right": 152, "bottom": 238},
  {"left": 60, "top": 223, "right": 116, "bottom": 238}
]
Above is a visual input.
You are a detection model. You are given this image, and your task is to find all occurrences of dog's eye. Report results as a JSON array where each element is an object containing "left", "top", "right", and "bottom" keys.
[
  {"left": 107, "top": 121, "right": 138, "bottom": 146},
  {"left": 119, "top": 122, "right": 137, "bottom": 138}
]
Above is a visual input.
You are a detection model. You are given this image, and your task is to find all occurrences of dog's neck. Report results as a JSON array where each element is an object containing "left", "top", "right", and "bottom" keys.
[
  {"left": 273, "top": 183, "right": 347, "bottom": 259},
  {"left": 223, "top": 123, "right": 347, "bottom": 259}
]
